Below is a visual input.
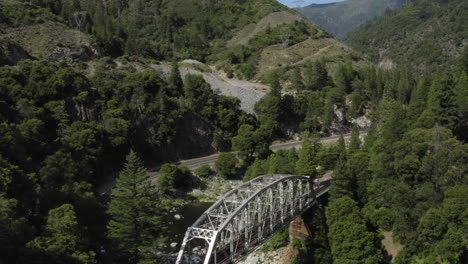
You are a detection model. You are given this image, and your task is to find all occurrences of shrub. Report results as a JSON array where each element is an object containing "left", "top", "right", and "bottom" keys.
[
  {"left": 261, "top": 227, "right": 289, "bottom": 252},
  {"left": 195, "top": 165, "right": 212, "bottom": 178},
  {"left": 158, "top": 163, "right": 192, "bottom": 192},
  {"left": 214, "top": 152, "right": 238, "bottom": 178}
]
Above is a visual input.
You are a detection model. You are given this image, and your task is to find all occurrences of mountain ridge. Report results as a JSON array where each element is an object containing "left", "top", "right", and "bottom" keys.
[
  {"left": 344, "top": 0, "right": 467, "bottom": 70},
  {"left": 297, "top": 0, "right": 412, "bottom": 37}
]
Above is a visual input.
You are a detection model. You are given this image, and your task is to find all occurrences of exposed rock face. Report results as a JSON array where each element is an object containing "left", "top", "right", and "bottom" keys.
[
  {"left": 351, "top": 115, "right": 372, "bottom": 130},
  {"left": 289, "top": 216, "right": 311, "bottom": 240},
  {"left": 150, "top": 64, "right": 266, "bottom": 114}
]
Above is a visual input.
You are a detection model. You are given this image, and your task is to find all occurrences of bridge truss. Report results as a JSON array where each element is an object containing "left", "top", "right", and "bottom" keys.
[{"left": 175, "top": 174, "right": 331, "bottom": 264}]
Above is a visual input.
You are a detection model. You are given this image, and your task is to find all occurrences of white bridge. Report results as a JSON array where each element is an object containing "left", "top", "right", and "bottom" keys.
[{"left": 175, "top": 174, "right": 331, "bottom": 264}]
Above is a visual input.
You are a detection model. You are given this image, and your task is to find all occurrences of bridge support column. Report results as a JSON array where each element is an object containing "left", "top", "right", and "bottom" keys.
[{"left": 288, "top": 216, "right": 311, "bottom": 242}]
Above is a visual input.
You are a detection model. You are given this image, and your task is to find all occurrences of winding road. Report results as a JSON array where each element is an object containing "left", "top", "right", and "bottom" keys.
[
  {"left": 172, "top": 133, "right": 354, "bottom": 172},
  {"left": 98, "top": 133, "right": 364, "bottom": 195}
]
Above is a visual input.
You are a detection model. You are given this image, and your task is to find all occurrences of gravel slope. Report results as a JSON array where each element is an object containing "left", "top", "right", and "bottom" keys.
[{"left": 150, "top": 64, "right": 266, "bottom": 114}]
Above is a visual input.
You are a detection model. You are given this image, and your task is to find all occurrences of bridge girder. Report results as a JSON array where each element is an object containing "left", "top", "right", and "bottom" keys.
[{"left": 176, "top": 174, "right": 331, "bottom": 264}]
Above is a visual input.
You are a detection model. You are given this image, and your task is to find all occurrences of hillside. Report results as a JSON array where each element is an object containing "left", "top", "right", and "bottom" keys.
[
  {"left": 0, "top": 0, "right": 98, "bottom": 65},
  {"left": 297, "top": 0, "right": 411, "bottom": 37},
  {"left": 344, "top": 0, "right": 467, "bottom": 70},
  {"left": 17, "top": 0, "right": 367, "bottom": 80},
  {"left": 1, "top": 0, "right": 468, "bottom": 264}
]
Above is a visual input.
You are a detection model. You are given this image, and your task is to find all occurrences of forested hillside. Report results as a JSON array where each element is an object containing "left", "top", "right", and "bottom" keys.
[
  {"left": 3, "top": 0, "right": 366, "bottom": 80},
  {"left": 239, "top": 51, "right": 468, "bottom": 263},
  {"left": 1, "top": 0, "right": 467, "bottom": 263},
  {"left": 297, "top": 0, "right": 411, "bottom": 37},
  {"left": 344, "top": 0, "right": 467, "bottom": 70}
]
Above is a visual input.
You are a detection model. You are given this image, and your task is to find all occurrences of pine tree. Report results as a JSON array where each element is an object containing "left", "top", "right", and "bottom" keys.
[
  {"left": 427, "top": 73, "right": 457, "bottom": 129},
  {"left": 408, "top": 77, "right": 430, "bottom": 122},
  {"left": 304, "top": 60, "right": 329, "bottom": 91},
  {"left": 454, "top": 71, "right": 468, "bottom": 140},
  {"left": 290, "top": 68, "right": 305, "bottom": 90},
  {"left": 348, "top": 124, "right": 361, "bottom": 154},
  {"left": 168, "top": 61, "right": 184, "bottom": 97},
  {"left": 107, "top": 151, "right": 163, "bottom": 264},
  {"left": 295, "top": 132, "right": 320, "bottom": 179},
  {"left": 336, "top": 134, "right": 347, "bottom": 162}
]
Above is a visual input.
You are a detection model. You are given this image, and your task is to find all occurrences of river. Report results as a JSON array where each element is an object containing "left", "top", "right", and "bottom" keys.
[{"left": 164, "top": 201, "right": 214, "bottom": 254}]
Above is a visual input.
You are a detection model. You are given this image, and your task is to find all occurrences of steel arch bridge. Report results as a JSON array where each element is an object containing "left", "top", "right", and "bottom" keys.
[{"left": 176, "top": 174, "right": 331, "bottom": 264}]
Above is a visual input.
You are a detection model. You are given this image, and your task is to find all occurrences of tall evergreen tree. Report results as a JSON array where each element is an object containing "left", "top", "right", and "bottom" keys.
[
  {"left": 304, "top": 60, "right": 329, "bottom": 91},
  {"left": 290, "top": 68, "right": 305, "bottom": 90},
  {"left": 427, "top": 73, "right": 457, "bottom": 129},
  {"left": 408, "top": 77, "right": 430, "bottom": 122},
  {"left": 107, "top": 151, "right": 163, "bottom": 264},
  {"left": 295, "top": 132, "right": 320, "bottom": 179},
  {"left": 326, "top": 196, "right": 384, "bottom": 264},
  {"left": 168, "top": 62, "right": 184, "bottom": 98},
  {"left": 453, "top": 71, "right": 468, "bottom": 140},
  {"left": 336, "top": 135, "right": 347, "bottom": 162},
  {"left": 348, "top": 124, "right": 361, "bottom": 154}
]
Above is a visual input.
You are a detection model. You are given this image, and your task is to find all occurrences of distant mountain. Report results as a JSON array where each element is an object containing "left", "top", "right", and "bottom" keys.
[
  {"left": 297, "top": 0, "right": 411, "bottom": 37},
  {"left": 344, "top": 0, "right": 467, "bottom": 70}
]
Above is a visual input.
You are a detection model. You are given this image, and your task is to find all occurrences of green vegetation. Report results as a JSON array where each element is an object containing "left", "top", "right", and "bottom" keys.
[
  {"left": 345, "top": 0, "right": 468, "bottom": 70},
  {"left": 0, "top": 0, "right": 57, "bottom": 28},
  {"left": 21, "top": 0, "right": 286, "bottom": 60},
  {"left": 326, "top": 196, "right": 384, "bottom": 263},
  {"left": 261, "top": 227, "right": 289, "bottom": 252},
  {"left": 295, "top": 132, "right": 321, "bottom": 179},
  {"left": 194, "top": 164, "right": 212, "bottom": 178},
  {"left": 27, "top": 204, "right": 96, "bottom": 264},
  {"left": 158, "top": 164, "right": 192, "bottom": 192},
  {"left": 298, "top": 0, "right": 396, "bottom": 37},
  {"left": 1, "top": 0, "right": 467, "bottom": 263},
  {"left": 244, "top": 149, "right": 298, "bottom": 182},
  {"left": 0, "top": 58, "right": 252, "bottom": 262},
  {"left": 322, "top": 55, "right": 468, "bottom": 262},
  {"left": 214, "top": 152, "right": 238, "bottom": 179},
  {"left": 214, "top": 20, "right": 327, "bottom": 78},
  {"left": 108, "top": 151, "right": 164, "bottom": 263}
]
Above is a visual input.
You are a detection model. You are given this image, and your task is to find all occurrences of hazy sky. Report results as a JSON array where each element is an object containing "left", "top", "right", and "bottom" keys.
[{"left": 277, "top": 0, "right": 345, "bottom": 8}]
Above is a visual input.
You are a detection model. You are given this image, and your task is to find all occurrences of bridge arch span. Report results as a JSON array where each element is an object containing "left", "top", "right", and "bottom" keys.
[{"left": 176, "top": 174, "right": 331, "bottom": 264}]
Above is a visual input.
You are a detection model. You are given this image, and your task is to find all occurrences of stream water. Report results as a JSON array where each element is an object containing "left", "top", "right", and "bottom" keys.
[{"left": 164, "top": 201, "right": 214, "bottom": 254}]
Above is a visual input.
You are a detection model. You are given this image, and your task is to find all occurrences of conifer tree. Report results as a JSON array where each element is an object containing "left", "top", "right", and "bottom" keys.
[
  {"left": 295, "top": 132, "right": 320, "bottom": 179},
  {"left": 107, "top": 151, "right": 163, "bottom": 264},
  {"left": 336, "top": 134, "right": 347, "bottom": 162},
  {"left": 408, "top": 77, "right": 430, "bottom": 122},
  {"left": 348, "top": 124, "right": 361, "bottom": 154},
  {"left": 168, "top": 61, "right": 184, "bottom": 97},
  {"left": 454, "top": 71, "right": 468, "bottom": 140},
  {"left": 326, "top": 196, "right": 384, "bottom": 264},
  {"left": 291, "top": 68, "right": 305, "bottom": 90},
  {"left": 427, "top": 73, "right": 457, "bottom": 129}
]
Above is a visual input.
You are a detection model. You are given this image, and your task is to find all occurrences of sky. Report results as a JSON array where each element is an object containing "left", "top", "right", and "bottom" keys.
[{"left": 276, "top": 0, "right": 345, "bottom": 8}]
